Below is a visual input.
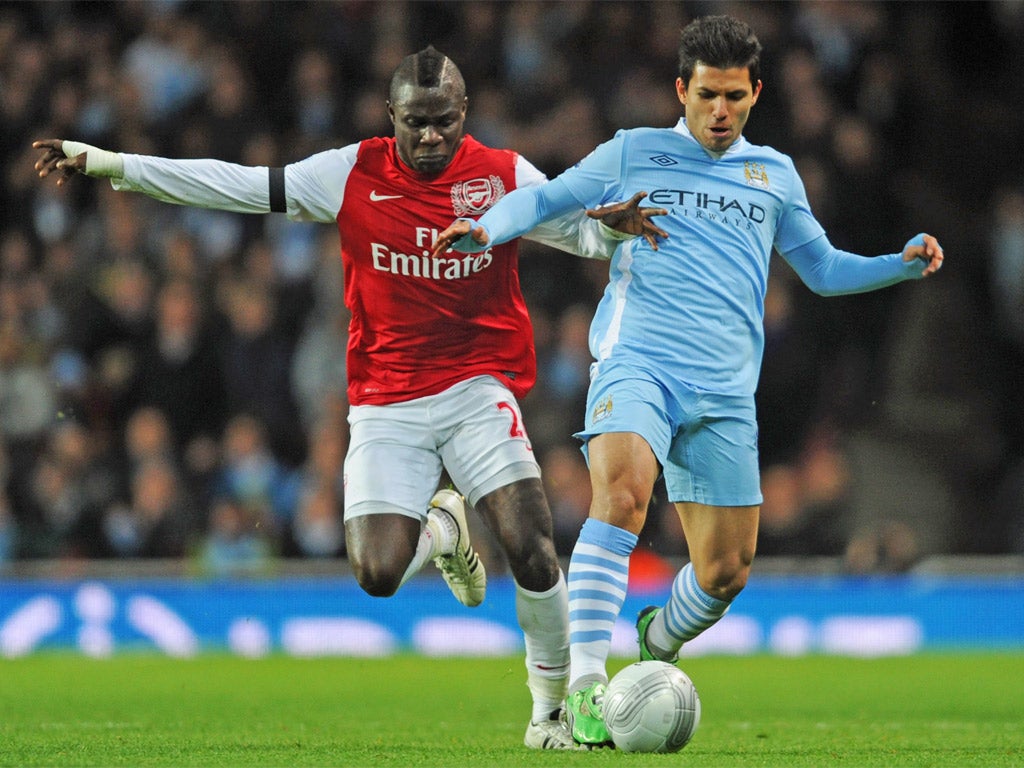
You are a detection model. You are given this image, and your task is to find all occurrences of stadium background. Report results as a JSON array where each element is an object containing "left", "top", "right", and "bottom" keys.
[{"left": 0, "top": 1, "right": 1022, "bottom": 656}]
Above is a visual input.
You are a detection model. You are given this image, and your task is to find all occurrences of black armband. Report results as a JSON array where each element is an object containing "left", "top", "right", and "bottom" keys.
[{"left": 269, "top": 167, "right": 286, "bottom": 213}]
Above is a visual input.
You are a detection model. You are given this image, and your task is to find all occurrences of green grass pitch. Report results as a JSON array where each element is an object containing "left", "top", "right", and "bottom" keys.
[{"left": 1, "top": 653, "right": 1021, "bottom": 767}]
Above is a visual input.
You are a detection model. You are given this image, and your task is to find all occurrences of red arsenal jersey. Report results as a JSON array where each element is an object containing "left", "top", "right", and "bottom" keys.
[{"left": 337, "top": 135, "right": 535, "bottom": 406}]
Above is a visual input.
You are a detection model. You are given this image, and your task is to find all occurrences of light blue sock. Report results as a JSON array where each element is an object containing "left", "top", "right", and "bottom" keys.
[
  {"left": 567, "top": 518, "right": 638, "bottom": 689},
  {"left": 649, "top": 562, "right": 731, "bottom": 654}
]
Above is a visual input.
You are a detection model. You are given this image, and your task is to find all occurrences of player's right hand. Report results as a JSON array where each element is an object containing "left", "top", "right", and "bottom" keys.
[
  {"left": 32, "top": 139, "right": 84, "bottom": 186},
  {"left": 431, "top": 219, "right": 490, "bottom": 257}
]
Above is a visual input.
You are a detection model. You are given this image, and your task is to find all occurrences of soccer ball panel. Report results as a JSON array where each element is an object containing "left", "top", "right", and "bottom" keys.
[{"left": 603, "top": 660, "right": 701, "bottom": 753}]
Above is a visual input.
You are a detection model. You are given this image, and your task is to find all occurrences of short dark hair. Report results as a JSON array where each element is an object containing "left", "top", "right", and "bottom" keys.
[
  {"left": 389, "top": 45, "right": 465, "bottom": 102},
  {"left": 678, "top": 15, "right": 762, "bottom": 88}
]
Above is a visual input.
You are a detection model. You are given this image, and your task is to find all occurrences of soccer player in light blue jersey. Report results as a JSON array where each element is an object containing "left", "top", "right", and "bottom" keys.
[{"left": 432, "top": 15, "right": 944, "bottom": 747}]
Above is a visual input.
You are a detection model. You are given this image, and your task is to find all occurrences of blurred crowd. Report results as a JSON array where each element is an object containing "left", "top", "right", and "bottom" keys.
[{"left": 1, "top": 0, "right": 1022, "bottom": 576}]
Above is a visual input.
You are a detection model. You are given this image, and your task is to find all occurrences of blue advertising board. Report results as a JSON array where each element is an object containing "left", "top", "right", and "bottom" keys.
[{"left": 1, "top": 574, "right": 1021, "bottom": 658}]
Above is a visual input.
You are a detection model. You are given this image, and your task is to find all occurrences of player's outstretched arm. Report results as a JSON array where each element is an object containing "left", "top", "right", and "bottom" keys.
[
  {"left": 33, "top": 137, "right": 291, "bottom": 216},
  {"left": 902, "top": 233, "right": 944, "bottom": 277}
]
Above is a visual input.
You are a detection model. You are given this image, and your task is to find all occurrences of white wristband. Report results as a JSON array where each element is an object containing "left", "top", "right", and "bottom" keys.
[{"left": 62, "top": 140, "right": 124, "bottom": 179}]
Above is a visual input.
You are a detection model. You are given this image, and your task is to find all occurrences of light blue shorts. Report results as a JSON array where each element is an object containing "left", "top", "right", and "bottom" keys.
[{"left": 574, "top": 365, "right": 762, "bottom": 507}]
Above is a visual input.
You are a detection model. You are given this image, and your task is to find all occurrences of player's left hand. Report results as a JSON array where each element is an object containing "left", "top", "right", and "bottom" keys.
[
  {"left": 587, "top": 191, "right": 669, "bottom": 250},
  {"left": 902, "top": 233, "right": 944, "bottom": 277}
]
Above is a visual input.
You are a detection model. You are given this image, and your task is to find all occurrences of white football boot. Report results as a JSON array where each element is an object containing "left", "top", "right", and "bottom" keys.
[
  {"left": 524, "top": 709, "right": 582, "bottom": 750},
  {"left": 428, "top": 489, "right": 486, "bottom": 607}
]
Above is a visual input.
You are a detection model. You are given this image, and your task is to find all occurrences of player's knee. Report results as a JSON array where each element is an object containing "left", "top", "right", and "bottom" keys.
[
  {"left": 698, "top": 556, "right": 753, "bottom": 602},
  {"left": 599, "top": 486, "right": 650, "bottom": 532},
  {"left": 502, "top": 532, "right": 560, "bottom": 592},
  {"left": 351, "top": 558, "right": 402, "bottom": 597}
]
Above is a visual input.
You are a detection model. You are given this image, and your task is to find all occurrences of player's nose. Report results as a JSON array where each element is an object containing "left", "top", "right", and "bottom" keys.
[{"left": 420, "top": 125, "right": 443, "bottom": 145}]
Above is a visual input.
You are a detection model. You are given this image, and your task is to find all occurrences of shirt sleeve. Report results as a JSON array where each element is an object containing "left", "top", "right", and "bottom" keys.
[
  {"left": 112, "top": 154, "right": 273, "bottom": 212},
  {"left": 110, "top": 144, "right": 360, "bottom": 224},
  {"left": 453, "top": 136, "right": 628, "bottom": 254},
  {"left": 513, "top": 154, "right": 621, "bottom": 260},
  {"left": 282, "top": 145, "right": 358, "bottom": 223},
  {"left": 451, "top": 179, "right": 583, "bottom": 253},
  {"left": 773, "top": 158, "right": 827, "bottom": 254},
  {"left": 782, "top": 234, "right": 924, "bottom": 296}
]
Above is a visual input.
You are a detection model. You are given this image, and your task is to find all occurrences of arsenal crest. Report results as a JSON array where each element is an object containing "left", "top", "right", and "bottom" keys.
[{"left": 451, "top": 176, "right": 506, "bottom": 216}]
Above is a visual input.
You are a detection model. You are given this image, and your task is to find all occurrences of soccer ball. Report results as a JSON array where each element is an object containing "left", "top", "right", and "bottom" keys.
[{"left": 603, "top": 660, "right": 701, "bottom": 753}]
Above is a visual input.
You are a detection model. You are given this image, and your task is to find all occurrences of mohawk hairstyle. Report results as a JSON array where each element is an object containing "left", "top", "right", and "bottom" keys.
[{"left": 389, "top": 45, "right": 465, "bottom": 101}]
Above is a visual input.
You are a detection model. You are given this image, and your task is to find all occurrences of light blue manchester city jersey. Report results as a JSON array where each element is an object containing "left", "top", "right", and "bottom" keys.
[
  {"left": 464, "top": 118, "right": 925, "bottom": 397},
  {"left": 557, "top": 119, "right": 824, "bottom": 396}
]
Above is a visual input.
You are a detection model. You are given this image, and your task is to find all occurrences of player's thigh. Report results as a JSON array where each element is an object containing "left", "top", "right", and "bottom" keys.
[
  {"left": 344, "top": 401, "right": 444, "bottom": 521},
  {"left": 434, "top": 376, "right": 540, "bottom": 508},
  {"left": 662, "top": 393, "right": 762, "bottom": 508},
  {"left": 586, "top": 432, "right": 660, "bottom": 532}
]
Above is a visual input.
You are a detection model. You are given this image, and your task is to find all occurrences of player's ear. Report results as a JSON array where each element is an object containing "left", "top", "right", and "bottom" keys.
[
  {"left": 750, "top": 79, "right": 763, "bottom": 105},
  {"left": 675, "top": 77, "right": 687, "bottom": 105},
  {"left": 386, "top": 100, "right": 396, "bottom": 125}
]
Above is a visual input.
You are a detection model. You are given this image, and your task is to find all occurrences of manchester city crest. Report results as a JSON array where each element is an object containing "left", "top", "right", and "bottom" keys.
[{"left": 743, "top": 161, "right": 770, "bottom": 190}]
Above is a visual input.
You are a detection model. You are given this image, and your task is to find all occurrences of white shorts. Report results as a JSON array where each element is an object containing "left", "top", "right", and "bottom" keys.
[{"left": 344, "top": 375, "right": 541, "bottom": 521}]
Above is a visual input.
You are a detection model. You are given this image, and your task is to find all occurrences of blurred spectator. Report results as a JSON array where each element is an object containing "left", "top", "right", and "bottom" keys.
[
  {"left": 18, "top": 420, "right": 116, "bottom": 558},
  {"left": 211, "top": 413, "right": 301, "bottom": 545},
  {"left": 540, "top": 444, "right": 591, "bottom": 555},
  {"left": 757, "top": 435, "right": 850, "bottom": 558},
  {"left": 292, "top": 484, "right": 345, "bottom": 559},
  {"left": 119, "top": 7, "right": 209, "bottom": 126},
  {"left": 290, "top": 274, "right": 348, "bottom": 433},
  {"left": 287, "top": 46, "right": 341, "bottom": 154},
  {"left": 289, "top": 418, "right": 346, "bottom": 558},
  {"left": 218, "top": 277, "right": 304, "bottom": 465},
  {"left": 989, "top": 187, "right": 1024, "bottom": 456},
  {"left": 198, "top": 497, "right": 272, "bottom": 577},
  {"left": 118, "top": 405, "right": 188, "bottom": 497},
  {"left": 102, "top": 456, "right": 196, "bottom": 558},
  {"left": 545, "top": 303, "right": 593, "bottom": 405},
  {"left": 0, "top": 319, "right": 57, "bottom": 513},
  {"left": 0, "top": 492, "right": 15, "bottom": 568},
  {"left": 125, "top": 277, "right": 226, "bottom": 461}
]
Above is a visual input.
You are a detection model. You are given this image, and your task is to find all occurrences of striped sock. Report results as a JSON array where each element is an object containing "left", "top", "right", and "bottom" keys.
[
  {"left": 567, "top": 518, "right": 637, "bottom": 689},
  {"left": 648, "top": 562, "right": 731, "bottom": 654}
]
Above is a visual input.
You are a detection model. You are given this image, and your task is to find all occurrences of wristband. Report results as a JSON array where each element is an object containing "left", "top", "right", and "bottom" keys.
[{"left": 62, "top": 140, "right": 124, "bottom": 179}]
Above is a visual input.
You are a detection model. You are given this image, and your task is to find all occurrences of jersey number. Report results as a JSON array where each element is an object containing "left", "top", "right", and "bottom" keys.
[{"left": 497, "top": 401, "right": 532, "bottom": 450}]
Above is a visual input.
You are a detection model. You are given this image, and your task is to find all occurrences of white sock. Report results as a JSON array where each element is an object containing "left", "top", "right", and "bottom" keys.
[
  {"left": 516, "top": 571, "right": 569, "bottom": 722},
  {"left": 397, "top": 512, "right": 456, "bottom": 588}
]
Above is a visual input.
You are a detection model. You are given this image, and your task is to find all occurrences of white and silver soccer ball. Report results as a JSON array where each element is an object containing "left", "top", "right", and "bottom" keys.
[{"left": 603, "top": 660, "right": 701, "bottom": 753}]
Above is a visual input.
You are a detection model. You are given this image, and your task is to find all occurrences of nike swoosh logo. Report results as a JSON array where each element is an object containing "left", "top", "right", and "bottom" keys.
[{"left": 369, "top": 191, "right": 403, "bottom": 201}]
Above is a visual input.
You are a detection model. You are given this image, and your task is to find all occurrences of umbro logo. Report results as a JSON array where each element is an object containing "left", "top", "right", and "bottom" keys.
[
  {"left": 369, "top": 190, "right": 403, "bottom": 201},
  {"left": 650, "top": 154, "right": 677, "bottom": 167}
]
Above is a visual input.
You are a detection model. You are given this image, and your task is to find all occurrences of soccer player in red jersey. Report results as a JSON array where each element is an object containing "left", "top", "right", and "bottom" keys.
[{"left": 34, "top": 46, "right": 663, "bottom": 749}]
